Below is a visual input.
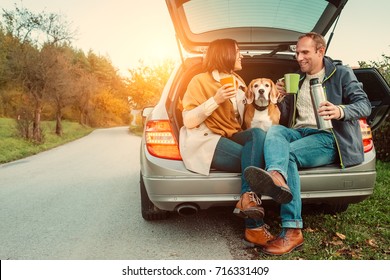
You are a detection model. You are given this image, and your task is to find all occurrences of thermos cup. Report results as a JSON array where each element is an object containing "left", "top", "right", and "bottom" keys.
[{"left": 310, "top": 78, "right": 333, "bottom": 130}]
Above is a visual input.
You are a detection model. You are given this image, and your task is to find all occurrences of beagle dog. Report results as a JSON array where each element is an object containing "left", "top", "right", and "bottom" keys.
[{"left": 244, "top": 78, "right": 281, "bottom": 132}]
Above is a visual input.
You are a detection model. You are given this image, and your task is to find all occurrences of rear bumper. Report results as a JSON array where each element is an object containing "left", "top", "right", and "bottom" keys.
[
  {"left": 142, "top": 170, "right": 376, "bottom": 211},
  {"left": 140, "top": 143, "right": 377, "bottom": 212}
]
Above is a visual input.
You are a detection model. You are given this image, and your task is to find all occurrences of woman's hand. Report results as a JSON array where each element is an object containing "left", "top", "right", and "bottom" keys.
[
  {"left": 213, "top": 84, "right": 237, "bottom": 105},
  {"left": 318, "top": 101, "right": 341, "bottom": 120}
]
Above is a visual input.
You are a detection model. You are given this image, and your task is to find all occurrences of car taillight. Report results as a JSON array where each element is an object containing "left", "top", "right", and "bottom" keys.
[
  {"left": 144, "top": 120, "right": 182, "bottom": 160},
  {"left": 359, "top": 119, "right": 374, "bottom": 153}
]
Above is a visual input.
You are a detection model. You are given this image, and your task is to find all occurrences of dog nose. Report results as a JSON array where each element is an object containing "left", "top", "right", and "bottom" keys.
[{"left": 259, "top": 89, "right": 265, "bottom": 94}]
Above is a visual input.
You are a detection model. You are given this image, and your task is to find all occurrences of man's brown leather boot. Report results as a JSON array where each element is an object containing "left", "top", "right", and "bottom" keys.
[
  {"left": 262, "top": 228, "right": 304, "bottom": 255},
  {"left": 243, "top": 224, "right": 274, "bottom": 247},
  {"left": 233, "top": 192, "right": 264, "bottom": 220},
  {"left": 244, "top": 166, "right": 293, "bottom": 204}
]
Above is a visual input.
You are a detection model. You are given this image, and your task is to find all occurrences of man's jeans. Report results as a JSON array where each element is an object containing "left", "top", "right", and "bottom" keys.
[
  {"left": 211, "top": 127, "right": 266, "bottom": 228},
  {"left": 264, "top": 125, "right": 337, "bottom": 229}
]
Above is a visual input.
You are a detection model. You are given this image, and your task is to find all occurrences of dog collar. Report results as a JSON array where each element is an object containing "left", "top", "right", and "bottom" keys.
[{"left": 253, "top": 103, "right": 268, "bottom": 111}]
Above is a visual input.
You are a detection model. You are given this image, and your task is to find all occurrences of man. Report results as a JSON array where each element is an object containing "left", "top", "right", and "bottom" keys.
[{"left": 244, "top": 32, "right": 372, "bottom": 255}]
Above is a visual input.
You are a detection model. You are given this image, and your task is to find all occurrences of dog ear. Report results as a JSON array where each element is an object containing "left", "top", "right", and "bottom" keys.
[
  {"left": 245, "top": 80, "right": 255, "bottom": 104},
  {"left": 269, "top": 80, "right": 281, "bottom": 104}
]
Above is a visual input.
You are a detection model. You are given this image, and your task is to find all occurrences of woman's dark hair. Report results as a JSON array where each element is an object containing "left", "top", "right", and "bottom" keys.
[{"left": 203, "top": 38, "right": 238, "bottom": 73}]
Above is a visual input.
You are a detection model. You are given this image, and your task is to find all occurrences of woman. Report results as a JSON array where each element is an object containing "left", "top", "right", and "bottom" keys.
[{"left": 179, "top": 38, "right": 273, "bottom": 246}]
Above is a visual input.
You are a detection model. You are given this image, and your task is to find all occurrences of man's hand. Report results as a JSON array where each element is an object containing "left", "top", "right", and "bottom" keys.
[
  {"left": 318, "top": 101, "right": 341, "bottom": 120},
  {"left": 276, "top": 79, "right": 287, "bottom": 97}
]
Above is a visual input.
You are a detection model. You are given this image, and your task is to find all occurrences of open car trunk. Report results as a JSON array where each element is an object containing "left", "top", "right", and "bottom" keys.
[{"left": 166, "top": 0, "right": 348, "bottom": 55}]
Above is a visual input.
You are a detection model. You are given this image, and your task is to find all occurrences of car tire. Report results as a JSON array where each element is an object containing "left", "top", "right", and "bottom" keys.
[{"left": 140, "top": 172, "right": 170, "bottom": 221}]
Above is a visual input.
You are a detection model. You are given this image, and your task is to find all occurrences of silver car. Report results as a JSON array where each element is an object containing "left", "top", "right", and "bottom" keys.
[{"left": 139, "top": 0, "right": 390, "bottom": 220}]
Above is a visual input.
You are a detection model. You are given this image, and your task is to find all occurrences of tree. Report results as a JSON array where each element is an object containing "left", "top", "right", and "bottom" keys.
[
  {"left": 11, "top": 43, "right": 46, "bottom": 142},
  {"left": 42, "top": 44, "right": 77, "bottom": 136},
  {"left": 2, "top": 4, "right": 162, "bottom": 132},
  {"left": 73, "top": 66, "right": 99, "bottom": 126},
  {"left": 359, "top": 54, "right": 390, "bottom": 83},
  {"left": 126, "top": 59, "right": 175, "bottom": 110},
  {"left": 2, "top": 5, "right": 76, "bottom": 142},
  {"left": 0, "top": 27, "right": 8, "bottom": 116},
  {"left": 2, "top": 5, "right": 75, "bottom": 47},
  {"left": 60, "top": 49, "right": 129, "bottom": 127},
  {"left": 90, "top": 90, "right": 129, "bottom": 127},
  {"left": 0, "top": 27, "right": 23, "bottom": 117},
  {"left": 0, "top": 27, "right": 7, "bottom": 89}
]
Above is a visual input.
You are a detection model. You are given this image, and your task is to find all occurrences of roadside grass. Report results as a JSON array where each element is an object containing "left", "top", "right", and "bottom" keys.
[
  {"left": 258, "top": 160, "right": 390, "bottom": 260},
  {"left": 0, "top": 118, "right": 94, "bottom": 164}
]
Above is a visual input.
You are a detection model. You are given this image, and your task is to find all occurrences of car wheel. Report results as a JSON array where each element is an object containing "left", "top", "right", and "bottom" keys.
[{"left": 140, "top": 172, "right": 169, "bottom": 221}]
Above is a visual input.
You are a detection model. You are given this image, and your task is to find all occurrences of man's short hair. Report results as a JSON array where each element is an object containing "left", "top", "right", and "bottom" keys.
[{"left": 298, "top": 32, "right": 327, "bottom": 50}]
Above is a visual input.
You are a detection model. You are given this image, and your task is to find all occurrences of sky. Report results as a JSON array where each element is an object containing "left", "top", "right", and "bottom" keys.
[{"left": 1, "top": 0, "right": 390, "bottom": 76}]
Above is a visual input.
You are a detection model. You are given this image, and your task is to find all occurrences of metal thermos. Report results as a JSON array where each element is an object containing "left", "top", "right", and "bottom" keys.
[{"left": 309, "top": 78, "right": 333, "bottom": 130}]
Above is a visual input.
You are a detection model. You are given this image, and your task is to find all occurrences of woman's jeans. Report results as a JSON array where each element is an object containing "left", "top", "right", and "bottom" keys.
[
  {"left": 264, "top": 125, "right": 337, "bottom": 229},
  {"left": 211, "top": 128, "right": 266, "bottom": 228}
]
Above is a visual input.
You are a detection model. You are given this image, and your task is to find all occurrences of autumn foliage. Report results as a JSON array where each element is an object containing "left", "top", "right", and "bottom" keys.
[{"left": 0, "top": 4, "right": 174, "bottom": 143}]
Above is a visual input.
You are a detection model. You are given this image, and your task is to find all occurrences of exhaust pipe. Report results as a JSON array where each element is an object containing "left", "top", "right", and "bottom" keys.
[{"left": 176, "top": 203, "right": 199, "bottom": 216}]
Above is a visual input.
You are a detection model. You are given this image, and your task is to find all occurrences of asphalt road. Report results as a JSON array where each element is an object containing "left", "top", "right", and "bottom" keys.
[{"left": 0, "top": 127, "right": 255, "bottom": 260}]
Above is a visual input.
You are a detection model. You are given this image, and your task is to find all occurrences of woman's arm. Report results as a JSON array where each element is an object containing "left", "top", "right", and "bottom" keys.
[
  {"left": 182, "top": 74, "right": 236, "bottom": 128},
  {"left": 182, "top": 97, "right": 219, "bottom": 128}
]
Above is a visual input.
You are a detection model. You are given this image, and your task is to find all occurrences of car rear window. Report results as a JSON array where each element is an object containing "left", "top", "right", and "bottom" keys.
[{"left": 183, "top": 0, "right": 328, "bottom": 34}]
